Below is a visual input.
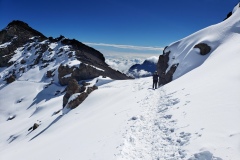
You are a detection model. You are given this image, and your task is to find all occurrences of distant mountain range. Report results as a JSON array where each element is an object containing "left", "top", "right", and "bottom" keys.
[{"left": 127, "top": 56, "right": 158, "bottom": 78}]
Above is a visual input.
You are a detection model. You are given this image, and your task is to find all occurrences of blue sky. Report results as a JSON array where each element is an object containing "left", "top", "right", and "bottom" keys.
[{"left": 0, "top": 0, "right": 238, "bottom": 56}]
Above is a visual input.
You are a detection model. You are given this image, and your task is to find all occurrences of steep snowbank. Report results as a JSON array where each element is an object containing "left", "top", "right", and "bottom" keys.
[{"left": 164, "top": 3, "right": 240, "bottom": 81}]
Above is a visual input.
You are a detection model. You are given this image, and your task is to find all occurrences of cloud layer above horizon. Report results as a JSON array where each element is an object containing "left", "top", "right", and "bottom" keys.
[{"left": 84, "top": 42, "right": 164, "bottom": 51}]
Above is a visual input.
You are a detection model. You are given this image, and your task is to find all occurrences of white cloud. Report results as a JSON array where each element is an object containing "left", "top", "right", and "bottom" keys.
[
  {"left": 83, "top": 42, "right": 164, "bottom": 51},
  {"left": 105, "top": 57, "right": 144, "bottom": 73},
  {"left": 82, "top": 42, "right": 162, "bottom": 74}
]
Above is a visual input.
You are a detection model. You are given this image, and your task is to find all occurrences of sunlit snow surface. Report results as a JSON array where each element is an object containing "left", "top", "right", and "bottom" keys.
[{"left": 0, "top": 4, "right": 240, "bottom": 160}]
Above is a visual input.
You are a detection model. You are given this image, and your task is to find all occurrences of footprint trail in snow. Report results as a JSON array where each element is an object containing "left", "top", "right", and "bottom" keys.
[{"left": 117, "top": 80, "right": 190, "bottom": 160}]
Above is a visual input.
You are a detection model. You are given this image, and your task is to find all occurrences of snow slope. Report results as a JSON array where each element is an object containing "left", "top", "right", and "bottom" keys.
[
  {"left": 165, "top": 3, "right": 240, "bottom": 81},
  {"left": 0, "top": 3, "right": 240, "bottom": 160}
]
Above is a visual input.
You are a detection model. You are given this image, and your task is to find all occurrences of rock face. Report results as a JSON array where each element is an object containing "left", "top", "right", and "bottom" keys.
[
  {"left": 157, "top": 46, "right": 178, "bottom": 86},
  {"left": 58, "top": 60, "right": 131, "bottom": 86},
  {"left": 58, "top": 63, "right": 103, "bottom": 86},
  {"left": 224, "top": 12, "right": 232, "bottom": 21},
  {"left": 63, "top": 79, "right": 81, "bottom": 107},
  {"left": 194, "top": 43, "right": 211, "bottom": 55},
  {"left": 0, "top": 20, "right": 46, "bottom": 67},
  {"left": 61, "top": 38, "right": 105, "bottom": 62},
  {"left": 63, "top": 79, "right": 98, "bottom": 109}
]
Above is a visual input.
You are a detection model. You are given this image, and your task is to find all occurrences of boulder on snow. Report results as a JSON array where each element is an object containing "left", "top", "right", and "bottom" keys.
[
  {"left": 86, "top": 85, "right": 98, "bottom": 94},
  {"left": 66, "top": 92, "right": 88, "bottom": 109},
  {"left": 46, "top": 69, "right": 55, "bottom": 78},
  {"left": 5, "top": 75, "right": 16, "bottom": 84},
  {"left": 66, "top": 85, "right": 98, "bottom": 109},
  {"left": 81, "top": 81, "right": 90, "bottom": 86},
  {"left": 7, "top": 115, "right": 16, "bottom": 121},
  {"left": 194, "top": 43, "right": 211, "bottom": 55},
  {"left": 28, "top": 121, "right": 41, "bottom": 131},
  {"left": 20, "top": 59, "right": 26, "bottom": 64}
]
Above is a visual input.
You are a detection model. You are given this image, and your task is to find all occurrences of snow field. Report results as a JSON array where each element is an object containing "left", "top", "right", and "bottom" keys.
[
  {"left": 117, "top": 79, "right": 189, "bottom": 160},
  {"left": 1, "top": 3, "right": 240, "bottom": 160}
]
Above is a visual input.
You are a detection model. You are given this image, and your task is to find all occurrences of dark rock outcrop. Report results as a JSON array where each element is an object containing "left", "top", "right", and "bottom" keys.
[
  {"left": 86, "top": 85, "right": 98, "bottom": 94},
  {"left": 46, "top": 69, "right": 55, "bottom": 78},
  {"left": 58, "top": 61, "right": 131, "bottom": 86},
  {"left": 66, "top": 92, "right": 88, "bottom": 109},
  {"left": 5, "top": 75, "right": 16, "bottom": 84},
  {"left": 0, "top": 20, "right": 47, "bottom": 67},
  {"left": 66, "top": 85, "right": 98, "bottom": 109},
  {"left": 58, "top": 63, "right": 102, "bottom": 86},
  {"left": 157, "top": 46, "right": 172, "bottom": 85},
  {"left": 163, "top": 63, "right": 179, "bottom": 84},
  {"left": 63, "top": 79, "right": 81, "bottom": 107},
  {"left": 61, "top": 38, "right": 105, "bottom": 62},
  {"left": 194, "top": 43, "right": 211, "bottom": 55},
  {"left": 63, "top": 78, "right": 98, "bottom": 109},
  {"left": 28, "top": 122, "right": 40, "bottom": 131},
  {"left": 224, "top": 12, "right": 232, "bottom": 21}
]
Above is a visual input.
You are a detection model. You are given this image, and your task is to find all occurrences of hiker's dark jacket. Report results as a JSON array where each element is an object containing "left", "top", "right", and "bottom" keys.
[{"left": 153, "top": 74, "right": 158, "bottom": 82}]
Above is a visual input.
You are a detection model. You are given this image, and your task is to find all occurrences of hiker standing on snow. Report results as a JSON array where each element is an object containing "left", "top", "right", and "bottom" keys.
[{"left": 152, "top": 71, "right": 159, "bottom": 89}]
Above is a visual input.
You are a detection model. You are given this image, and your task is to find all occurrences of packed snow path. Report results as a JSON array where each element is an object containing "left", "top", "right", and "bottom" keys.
[{"left": 117, "top": 79, "right": 188, "bottom": 160}]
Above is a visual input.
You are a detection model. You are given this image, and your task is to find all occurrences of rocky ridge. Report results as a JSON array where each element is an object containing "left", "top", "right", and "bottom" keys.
[{"left": 0, "top": 20, "right": 131, "bottom": 109}]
